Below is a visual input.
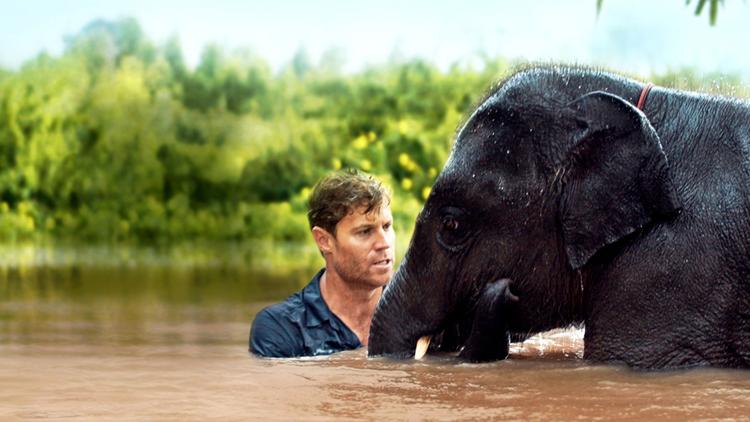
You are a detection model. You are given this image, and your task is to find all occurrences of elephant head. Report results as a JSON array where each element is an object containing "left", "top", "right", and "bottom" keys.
[{"left": 368, "top": 67, "right": 681, "bottom": 359}]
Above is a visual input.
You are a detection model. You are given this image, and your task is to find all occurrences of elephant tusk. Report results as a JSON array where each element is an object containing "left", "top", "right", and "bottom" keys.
[{"left": 415, "top": 335, "right": 432, "bottom": 360}]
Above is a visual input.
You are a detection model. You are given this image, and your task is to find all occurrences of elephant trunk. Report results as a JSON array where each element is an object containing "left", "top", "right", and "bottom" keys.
[{"left": 368, "top": 259, "right": 440, "bottom": 358}]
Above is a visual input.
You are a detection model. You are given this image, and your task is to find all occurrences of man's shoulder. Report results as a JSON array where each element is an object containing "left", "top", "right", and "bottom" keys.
[
  {"left": 253, "top": 296, "right": 302, "bottom": 332},
  {"left": 250, "top": 302, "right": 303, "bottom": 357},
  {"left": 249, "top": 279, "right": 317, "bottom": 358},
  {"left": 249, "top": 269, "right": 361, "bottom": 358},
  {"left": 260, "top": 270, "right": 323, "bottom": 322}
]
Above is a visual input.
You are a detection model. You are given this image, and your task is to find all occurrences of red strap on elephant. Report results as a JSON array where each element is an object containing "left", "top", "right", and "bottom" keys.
[{"left": 637, "top": 83, "right": 655, "bottom": 111}]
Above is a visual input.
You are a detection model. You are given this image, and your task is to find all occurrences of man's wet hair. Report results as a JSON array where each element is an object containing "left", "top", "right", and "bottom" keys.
[{"left": 307, "top": 169, "right": 391, "bottom": 236}]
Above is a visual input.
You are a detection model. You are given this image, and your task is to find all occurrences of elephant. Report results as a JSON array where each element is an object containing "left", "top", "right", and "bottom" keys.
[{"left": 368, "top": 65, "right": 750, "bottom": 369}]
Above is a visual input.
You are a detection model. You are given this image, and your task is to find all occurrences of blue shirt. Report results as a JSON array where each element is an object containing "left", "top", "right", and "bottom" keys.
[{"left": 249, "top": 269, "right": 362, "bottom": 357}]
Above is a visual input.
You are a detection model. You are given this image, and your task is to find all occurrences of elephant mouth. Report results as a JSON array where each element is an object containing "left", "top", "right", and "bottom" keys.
[
  {"left": 409, "top": 282, "right": 520, "bottom": 361},
  {"left": 369, "top": 267, "right": 486, "bottom": 359},
  {"left": 414, "top": 335, "right": 432, "bottom": 359},
  {"left": 408, "top": 307, "right": 477, "bottom": 360},
  {"left": 369, "top": 317, "right": 458, "bottom": 359}
]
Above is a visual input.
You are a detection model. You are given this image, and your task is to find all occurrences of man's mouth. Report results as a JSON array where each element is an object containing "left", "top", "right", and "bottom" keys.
[{"left": 373, "top": 258, "right": 392, "bottom": 267}]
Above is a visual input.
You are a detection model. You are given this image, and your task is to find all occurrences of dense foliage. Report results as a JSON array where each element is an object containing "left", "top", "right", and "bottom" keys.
[{"left": 1, "top": 18, "right": 747, "bottom": 244}]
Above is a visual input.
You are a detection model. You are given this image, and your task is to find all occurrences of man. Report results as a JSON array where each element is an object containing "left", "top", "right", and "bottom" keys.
[{"left": 249, "top": 169, "right": 395, "bottom": 357}]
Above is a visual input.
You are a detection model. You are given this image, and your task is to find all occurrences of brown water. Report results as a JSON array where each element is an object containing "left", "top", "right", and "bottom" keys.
[{"left": 2, "top": 245, "right": 750, "bottom": 421}]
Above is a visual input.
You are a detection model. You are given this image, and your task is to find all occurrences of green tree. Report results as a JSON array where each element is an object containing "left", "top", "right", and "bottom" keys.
[
  {"left": 597, "top": 0, "right": 725, "bottom": 25},
  {"left": 0, "top": 16, "right": 746, "bottom": 244}
]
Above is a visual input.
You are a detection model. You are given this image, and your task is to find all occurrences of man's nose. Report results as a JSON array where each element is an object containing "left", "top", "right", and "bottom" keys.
[{"left": 373, "top": 228, "right": 392, "bottom": 250}]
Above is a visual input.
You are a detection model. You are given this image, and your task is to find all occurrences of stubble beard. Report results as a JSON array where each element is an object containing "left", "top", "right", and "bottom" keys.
[{"left": 331, "top": 258, "right": 390, "bottom": 290}]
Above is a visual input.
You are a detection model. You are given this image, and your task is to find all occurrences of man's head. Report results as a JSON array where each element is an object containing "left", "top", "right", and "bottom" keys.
[{"left": 308, "top": 169, "right": 395, "bottom": 288}]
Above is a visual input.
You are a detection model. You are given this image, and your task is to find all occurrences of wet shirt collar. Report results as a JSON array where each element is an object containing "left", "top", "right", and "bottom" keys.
[
  {"left": 297, "top": 269, "right": 362, "bottom": 354},
  {"left": 301, "top": 268, "right": 333, "bottom": 328}
]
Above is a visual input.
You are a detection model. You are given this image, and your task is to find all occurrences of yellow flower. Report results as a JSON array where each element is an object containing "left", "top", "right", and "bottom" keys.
[
  {"left": 23, "top": 215, "right": 35, "bottom": 231},
  {"left": 398, "top": 153, "right": 410, "bottom": 168},
  {"left": 360, "top": 159, "right": 372, "bottom": 171},
  {"left": 398, "top": 120, "right": 409, "bottom": 135},
  {"left": 401, "top": 178, "right": 413, "bottom": 190},
  {"left": 352, "top": 135, "right": 368, "bottom": 149},
  {"left": 300, "top": 187, "right": 312, "bottom": 200},
  {"left": 428, "top": 167, "right": 438, "bottom": 178},
  {"left": 422, "top": 186, "right": 431, "bottom": 200},
  {"left": 367, "top": 131, "right": 377, "bottom": 142},
  {"left": 332, "top": 158, "right": 342, "bottom": 170}
]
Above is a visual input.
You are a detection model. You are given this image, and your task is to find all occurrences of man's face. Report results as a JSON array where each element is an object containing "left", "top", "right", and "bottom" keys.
[{"left": 328, "top": 204, "right": 395, "bottom": 289}]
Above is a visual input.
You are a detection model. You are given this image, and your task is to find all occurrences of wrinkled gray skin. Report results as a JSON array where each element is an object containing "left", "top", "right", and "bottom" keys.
[{"left": 368, "top": 66, "right": 750, "bottom": 369}]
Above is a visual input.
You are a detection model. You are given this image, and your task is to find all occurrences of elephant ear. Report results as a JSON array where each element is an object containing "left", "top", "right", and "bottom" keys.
[{"left": 560, "top": 91, "right": 681, "bottom": 270}]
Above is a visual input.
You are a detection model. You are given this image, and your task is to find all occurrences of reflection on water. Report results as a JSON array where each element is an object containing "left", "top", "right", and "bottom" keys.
[
  {"left": 3, "top": 323, "right": 749, "bottom": 421},
  {"left": 1, "top": 242, "right": 323, "bottom": 350},
  {"left": 0, "top": 242, "right": 324, "bottom": 303},
  {"left": 2, "top": 244, "right": 750, "bottom": 420}
]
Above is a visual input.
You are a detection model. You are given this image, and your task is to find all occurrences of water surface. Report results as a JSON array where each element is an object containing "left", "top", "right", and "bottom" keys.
[{"left": 2, "top": 245, "right": 749, "bottom": 420}]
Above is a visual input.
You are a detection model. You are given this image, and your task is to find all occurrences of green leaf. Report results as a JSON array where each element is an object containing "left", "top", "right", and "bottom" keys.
[
  {"left": 694, "top": 0, "right": 708, "bottom": 15},
  {"left": 710, "top": 0, "right": 719, "bottom": 25}
]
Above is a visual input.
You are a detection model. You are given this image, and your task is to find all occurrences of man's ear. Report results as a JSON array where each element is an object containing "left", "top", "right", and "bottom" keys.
[{"left": 312, "top": 226, "right": 335, "bottom": 255}]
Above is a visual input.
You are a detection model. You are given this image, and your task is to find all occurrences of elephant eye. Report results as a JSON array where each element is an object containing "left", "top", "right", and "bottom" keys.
[
  {"left": 437, "top": 207, "right": 470, "bottom": 251},
  {"left": 443, "top": 216, "right": 459, "bottom": 231}
]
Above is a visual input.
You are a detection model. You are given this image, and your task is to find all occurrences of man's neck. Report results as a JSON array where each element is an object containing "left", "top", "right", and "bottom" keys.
[{"left": 319, "top": 270, "right": 382, "bottom": 346}]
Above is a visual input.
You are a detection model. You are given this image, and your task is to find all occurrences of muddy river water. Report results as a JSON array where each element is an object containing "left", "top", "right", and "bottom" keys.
[{"left": 1, "top": 245, "right": 749, "bottom": 420}]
